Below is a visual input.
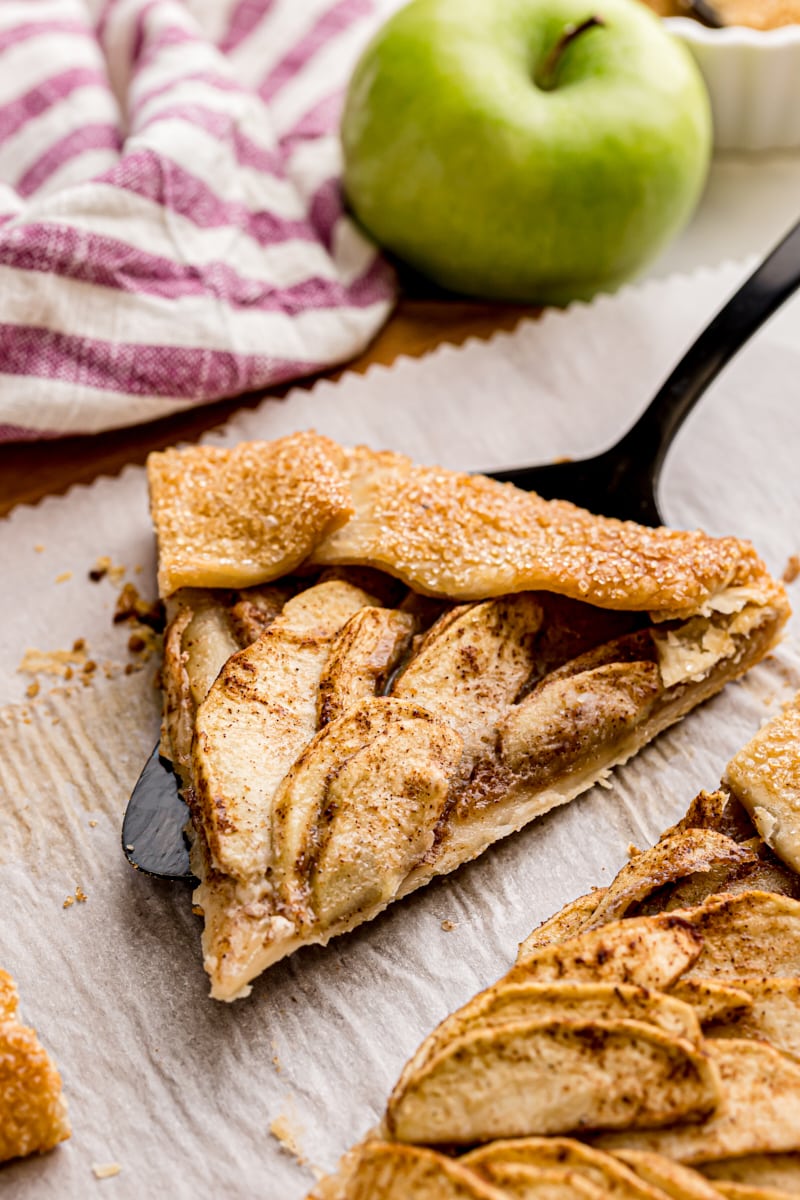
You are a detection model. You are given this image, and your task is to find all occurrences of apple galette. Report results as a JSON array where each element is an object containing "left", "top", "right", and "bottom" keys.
[
  {"left": 312, "top": 698, "right": 800, "bottom": 1200},
  {"left": 642, "top": 0, "right": 800, "bottom": 29},
  {"left": 0, "top": 968, "right": 70, "bottom": 1162},
  {"left": 148, "top": 432, "right": 789, "bottom": 1001}
]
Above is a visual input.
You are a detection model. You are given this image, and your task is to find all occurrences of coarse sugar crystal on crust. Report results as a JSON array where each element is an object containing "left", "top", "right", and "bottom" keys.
[
  {"left": 0, "top": 968, "right": 70, "bottom": 1162},
  {"left": 147, "top": 432, "right": 353, "bottom": 597},
  {"left": 309, "top": 446, "right": 771, "bottom": 617}
]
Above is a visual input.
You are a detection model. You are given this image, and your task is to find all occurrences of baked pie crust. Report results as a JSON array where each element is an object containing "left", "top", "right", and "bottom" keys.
[
  {"left": 148, "top": 433, "right": 790, "bottom": 1001},
  {"left": 0, "top": 969, "right": 70, "bottom": 1162}
]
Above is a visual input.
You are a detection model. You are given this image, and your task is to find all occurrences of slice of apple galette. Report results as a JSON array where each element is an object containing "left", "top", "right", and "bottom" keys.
[{"left": 147, "top": 432, "right": 790, "bottom": 1000}]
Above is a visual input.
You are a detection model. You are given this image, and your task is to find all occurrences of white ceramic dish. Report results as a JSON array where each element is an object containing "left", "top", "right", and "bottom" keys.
[{"left": 665, "top": 17, "right": 800, "bottom": 150}]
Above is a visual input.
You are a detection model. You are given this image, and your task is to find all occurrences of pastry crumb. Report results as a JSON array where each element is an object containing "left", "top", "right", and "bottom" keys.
[
  {"left": 63, "top": 896, "right": 74, "bottom": 909},
  {"left": 55, "top": 571, "right": 72, "bottom": 584},
  {"left": 89, "top": 555, "right": 126, "bottom": 585},
  {"left": 89, "top": 819, "right": 98, "bottom": 828},
  {"left": 127, "top": 626, "right": 160, "bottom": 660},
  {"left": 19, "top": 644, "right": 89, "bottom": 679},
  {"left": 113, "top": 583, "right": 164, "bottom": 630},
  {"left": 441, "top": 919, "right": 457, "bottom": 932},
  {"left": 25, "top": 680, "right": 39, "bottom": 699},
  {"left": 783, "top": 554, "right": 800, "bottom": 584},
  {"left": 627, "top": 843, "right": 641, "bottom": 858},
  {"left": 34, "top": 544, "right": 44, "bottom": 552},
  {"left": 92, "top": 1162, "right": 121, "bottom": 1179},
  {"left": 269, "top": 1114, "right": 305, "bottom": 1164},
  {"left": 75, "top": 886, "right": 88, "bottom": 903}
]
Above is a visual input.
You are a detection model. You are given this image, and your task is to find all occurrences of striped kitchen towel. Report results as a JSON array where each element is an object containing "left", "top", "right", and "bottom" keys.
[{"left": 0, "top": 0, "right": 398, "bottom": 441}]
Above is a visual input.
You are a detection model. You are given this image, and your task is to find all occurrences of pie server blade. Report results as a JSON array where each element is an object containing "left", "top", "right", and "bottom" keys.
[
  {"left": 123, "top": 216, "right": 800, "bottom": 880},
  {"left": 122, "top": 745, "right": 194, "bottom": 881}
]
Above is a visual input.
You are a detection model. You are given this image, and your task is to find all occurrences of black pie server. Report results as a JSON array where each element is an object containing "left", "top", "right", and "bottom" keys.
[{"left": 123, "top": 215, "right": 800, "bottom": 881}]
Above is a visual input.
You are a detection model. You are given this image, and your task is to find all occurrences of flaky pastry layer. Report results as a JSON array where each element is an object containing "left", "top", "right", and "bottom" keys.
[
  {"left": 150, "top": 435, "right": 771, "bottom": 618},
  {"left": 310, "top": 446, "right": 769, "bottom": 617},
  {"left": 148, "top": 432, "right": 352, "bottom": 597}
]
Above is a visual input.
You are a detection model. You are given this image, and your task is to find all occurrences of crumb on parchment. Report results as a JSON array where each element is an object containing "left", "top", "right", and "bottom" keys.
[
  {"left": 55, "top": 571, "right": 72, "bottom": 584},
  {"left": 18, "top": 642, "right": 89, "bottom": 679},
  {"left": 441, "top": 919, "right": 457, "bottom": 932},
  {"left": 34, "top": 544, "right": 44, "bottom": 553},
  {"left": 628, "top": 843, "right": 641, "bottom": 858},
  {"left": 784, "top": 554, "right": 800, "bottom": 584},
  {"left": 269, "top": 1113, "right": 306, "bottom": 1165},
  {"left": 92, "top": 1162, "right": 121, "bottom": 1179},
  {"left": 89, "top": 555, "right": 126, "bottom": 585},
  {"left": 25, "top": 680, "right": 39, "bottom": 699},
  {"left": 113, "top": 583, "right": 164, "bottom": 630}
]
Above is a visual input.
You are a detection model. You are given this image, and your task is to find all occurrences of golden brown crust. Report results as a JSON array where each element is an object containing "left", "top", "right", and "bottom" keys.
[
  {"left": 147, "top": 433, "right": 353, "bottom": 597},
  {"left": 0, "top": 967, "right": 17, "bottom": 1020},
  {"left": 309, "top": 445, "right": 772, "bottom": 616},
  {"left": 151, "top": 435, "right": 782, "bottom": 616},
  {"left": 724, "top": 697, "right": 800, "bottom": 876},
  {"left": 0, "top": 969, "right": 70, "bottom": 1162}
]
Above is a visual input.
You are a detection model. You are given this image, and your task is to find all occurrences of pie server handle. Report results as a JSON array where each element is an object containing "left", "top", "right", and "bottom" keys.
[{"left": 122, "top": 744, "right": 195, "bottom": 880}]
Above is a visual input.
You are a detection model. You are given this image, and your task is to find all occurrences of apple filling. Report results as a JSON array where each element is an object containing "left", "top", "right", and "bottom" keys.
[{"left": 160, "top": 574, "right": 787, "bottom": 1001}]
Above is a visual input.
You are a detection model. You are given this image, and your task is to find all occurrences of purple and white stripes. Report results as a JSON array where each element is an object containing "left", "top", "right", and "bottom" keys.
[{"left": 0, "top": 0, "right": 397, "bottom": 440}]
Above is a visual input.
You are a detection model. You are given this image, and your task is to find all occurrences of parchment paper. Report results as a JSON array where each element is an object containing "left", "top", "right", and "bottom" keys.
[{"left": 2, "top": 261, "right": 799, "bottom": 1200}]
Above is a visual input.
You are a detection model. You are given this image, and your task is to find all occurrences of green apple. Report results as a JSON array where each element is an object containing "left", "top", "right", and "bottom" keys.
[{"left": 341, "top": 0, "right": 712, "bottom": 304}]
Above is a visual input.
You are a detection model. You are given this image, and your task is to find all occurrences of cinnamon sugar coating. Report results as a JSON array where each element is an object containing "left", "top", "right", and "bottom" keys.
[
  {"left": 310, "top": 446, "right": 769, "bottom": 617},
  {"left": 0, "top": 968, "right": 70, "bottom": 1162},
  {"left": 147, "top": 432, "right": 352, "bottom": 597}
]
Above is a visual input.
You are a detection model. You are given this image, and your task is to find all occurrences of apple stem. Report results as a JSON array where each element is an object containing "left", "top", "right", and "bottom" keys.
[
  {"left": 685, "top": 0, "right": 724, "bottom": 27},
  {"left": 538, "top": 15, "right": 605, "bottom": 91}
]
